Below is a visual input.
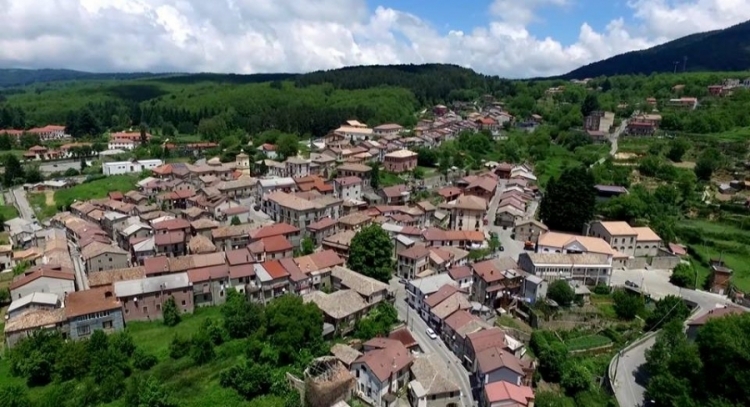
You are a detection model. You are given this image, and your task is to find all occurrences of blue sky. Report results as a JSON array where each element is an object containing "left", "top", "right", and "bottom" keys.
[{"left": 375, "top": 0, "right": 632, "bottom": 45}]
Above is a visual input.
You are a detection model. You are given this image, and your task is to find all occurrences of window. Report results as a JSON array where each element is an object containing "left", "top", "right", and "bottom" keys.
[
  {"left": 143, "top": 306, "right": 148, "bottom": 313},
  {"left": 156, "top": 304, "right": 161, "bottom": 311},
  {"left": 103, "top": 320, "right": 113, "bottom": 329},
  {"left": 182, "top": 300, "right": 186, "bottom": 306},
  {"left": 77, "top": 325, "right": 91, "bottom": 336}
]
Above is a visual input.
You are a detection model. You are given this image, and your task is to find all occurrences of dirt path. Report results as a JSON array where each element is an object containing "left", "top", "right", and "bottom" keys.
[{"left": 45, "top": 190, "right": 54, "bottom": 206}]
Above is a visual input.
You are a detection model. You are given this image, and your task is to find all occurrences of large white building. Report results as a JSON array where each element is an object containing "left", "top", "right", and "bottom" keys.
[{"left": 102, "top": 159, "right": 163, "bottom": 176}]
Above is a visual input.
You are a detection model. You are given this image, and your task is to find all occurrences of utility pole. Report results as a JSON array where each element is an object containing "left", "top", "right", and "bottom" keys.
[
  {"left": 673, "top": 61, "right": 679, "bottom": 74},
  {"left": 683, "top": 56, "right": 688, "bottom": 72}
]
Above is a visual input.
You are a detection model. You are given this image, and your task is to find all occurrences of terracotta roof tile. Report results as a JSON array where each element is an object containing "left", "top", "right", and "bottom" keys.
[{"left": 65, "top": 286, "right": 121, "bottom": 318}]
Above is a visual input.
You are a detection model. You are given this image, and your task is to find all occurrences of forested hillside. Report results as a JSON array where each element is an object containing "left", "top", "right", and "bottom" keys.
[
  {"left": 0, "top": 68, "right": 170, "bottom": 88},
  {"left": 0, "top": 64, "right": 509, "bottom": 138},
  {"left": 564, "top": 20, "right": 750, "bottom": 78}
]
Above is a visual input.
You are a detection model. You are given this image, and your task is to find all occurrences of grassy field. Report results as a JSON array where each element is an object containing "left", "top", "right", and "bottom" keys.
[
  {"left": 565, "top": 335, "right": 613, "bottom": 351},
  {"left": 379, "top": 171, "right": 404, "bottom": 187},
  {"left": 54, "top": 175, "right": 138, "bottom": 209},
  {"left": 27, "top": 192, "right": 58, "bottom": 220},
  {"left": 677, "top": 219, "right": 750, "bottom": 291},
  {"left": 0, "top": 306, "right": 260, "bottom": 407},
  {"left": 0, "top": 204, "right": 18, "bottom": 220}
]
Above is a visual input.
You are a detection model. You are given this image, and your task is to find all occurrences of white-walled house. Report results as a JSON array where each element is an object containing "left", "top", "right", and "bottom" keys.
[
  {"left": 334, "top": 176, "right": 363, "bottom": 201},
  {"left": 350, "top": 338, "right": 412, "bottom": 407},
  {"left": 103, "top": 159, "right": 163, "bottom": 176}
]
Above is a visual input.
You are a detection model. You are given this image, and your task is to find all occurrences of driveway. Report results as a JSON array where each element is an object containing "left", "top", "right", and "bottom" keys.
[{"left": 389, "top": 278, "right": 475, "bottom": 406}]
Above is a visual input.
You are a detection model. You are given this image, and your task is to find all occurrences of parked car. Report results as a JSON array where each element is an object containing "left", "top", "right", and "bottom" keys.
[{"left": 426, "top": 328, "right": 438, "bottom": 340}]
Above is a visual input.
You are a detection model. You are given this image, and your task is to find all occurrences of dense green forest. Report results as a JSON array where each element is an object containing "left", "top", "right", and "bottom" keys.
[
  {"left": 0, "top": 69, "right": 172, "bottom": 88},
  {"left": 0, "top": 64, "right": 514, "bottom": 138},
  {"left": 644, "top": 312, "right": 750, "bottom": 407},
  {"left": 564, "top": 20, "right": 750, "bottom": 78}
]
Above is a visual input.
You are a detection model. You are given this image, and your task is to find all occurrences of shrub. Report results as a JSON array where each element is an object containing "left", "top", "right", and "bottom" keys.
[
  {"left": 132, "top": 349, "right": 158, "bottom": 371},
  {"left": 168, "top": 335, "right": 191, "bottom": 360}
]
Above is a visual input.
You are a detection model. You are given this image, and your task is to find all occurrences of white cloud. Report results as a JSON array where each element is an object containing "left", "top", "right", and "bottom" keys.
[{"left": 0, "top": 0, "right": 749, "bottom": 78}]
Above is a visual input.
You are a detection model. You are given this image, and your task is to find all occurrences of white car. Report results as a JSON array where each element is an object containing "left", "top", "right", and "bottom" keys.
[{"left": 426, "top": 328, "right": 438, "bottom": 340}]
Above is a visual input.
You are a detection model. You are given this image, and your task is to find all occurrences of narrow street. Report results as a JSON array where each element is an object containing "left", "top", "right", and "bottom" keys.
[
  {"left": 389, "top": 278, "right": 475, "bottom": 406},
  {"left": 12, "top": 187, "right": 35, "bottom": 220},
  {"left": 68, "top": 241, "right": 89, "bottom": 291}
]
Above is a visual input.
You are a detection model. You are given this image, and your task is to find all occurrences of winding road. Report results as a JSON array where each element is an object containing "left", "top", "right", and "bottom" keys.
[{"left": 608, "top": 268, "right": 736, "bottom": 407}]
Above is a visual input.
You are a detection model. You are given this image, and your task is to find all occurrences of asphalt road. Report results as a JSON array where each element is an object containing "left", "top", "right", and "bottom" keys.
[
  {"left": 389, "top": 278, "right": 475, "bottom": 406},
  {"left": 12, "top": 187, "right": 35, "bottom": 220},
  {"left": 609, "top": 268, "right": 735, "bottom": 407}
]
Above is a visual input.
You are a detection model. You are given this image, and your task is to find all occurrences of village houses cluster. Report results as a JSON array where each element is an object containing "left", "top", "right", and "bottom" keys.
[{"left": 3, "top": 101, "right": 691, "bottom": 407}]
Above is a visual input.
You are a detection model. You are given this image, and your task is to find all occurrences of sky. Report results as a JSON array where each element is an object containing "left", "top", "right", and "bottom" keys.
[{"left": 1, "top": 0, "right": 750, "bottom": 78}]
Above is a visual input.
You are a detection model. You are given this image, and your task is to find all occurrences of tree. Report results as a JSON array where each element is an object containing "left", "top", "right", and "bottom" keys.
[
  {"left": 139, "top": 123, "right": 149, "bottom": 145},
  {"left": 264, "top": 295, "right": 324, "bottom": 365},
  {"left": 12, "top": 260, "right": 30, "bottom": 276},
  {"left": 415, "top": 147, "right": 437, "bottom": 167},
  {"left": 220, "top": 359, "right": 272, "bottom": 400},
  {"left": 80, "top": 156, "right": 88, "bottom": 171},
  {"left": 561, "top": 363, "right": 592, "bottom": 395},
  {"left": 646, "top": 295, "right": 690, "bottom": 331},
  {"left": 580, "top": 94, "right": 600, "bottom": 117},
  {"left": 275, "top": 133, "right": 299, "bottom": 159},
  {"left": 301, "top": 237, "right": 315, "bottom": 255},
  {"left": 162, "top": 296, "right": 181, "bottom": 327},
  {"left": 412, "top": 166, "right": 425, "bottom": 180},
  {"left": 667, "top": 138, "right": 690, "bottom": 162},
  {"left": 488, "top": 232, "right": 501, "bottom": 252},
  {"left": 539, "top": 166, "right": 596, "bottom": 233},
  {"left": 189, "top": 330, "right": 215, "bottom": 365},
  {"left": 230, "top": 215, "right": 241, "bottom": 226},
  {"left": 612, "top": 289, "right": 644, "bottom": 320},
  {"left": 694, "top": 147, "right": 721, "bottom": 181},
  {"left": 353, "top": 302, "right": 399, "bottom": 340},
  {"left": 125, "top": 375, "right": 177, "bottom": 407},
  {"left": 670, "top": 263, "right": 696, "bottom": 288},
  {"left": 24, "top": 166, "right": 43, "bottom": 184},
  {"left": 222, "top": 289, "right": 264, "bottom": 339},
  {"left": 547, "top": 280, "right": 575, "bottom": 307},
  {"left": 132, "top": 349, "right": 158, "bottom": 371},
  {"left": 168, "top": 335, "right": 191, "bottom": 359},
  {"left": 0, "top": 384, "right": 31, "bottom": 407},
  {"left": 370, "top": 162, "right": 380, "bottom": 189},
  {"left": 0, "top": 134, "right": 14, "bottom": 151},
  {"left": 347, "top": 224, "right": 394, "bottom": 283},
  {"left": 2, "top": 154, "right": 25, "bottom": 187}
]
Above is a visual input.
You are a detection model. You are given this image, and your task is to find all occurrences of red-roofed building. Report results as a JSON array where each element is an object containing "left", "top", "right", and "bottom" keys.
[
  {"left": 482, "top": 381, "right": 534, "bottom": 407},
  {"left": 334, "top": 176, "right": 363, "bottom": 201},
  {"left": 154, "top": 231, "right": 187, "bottom": 257},
  {"left": 250, "top": 222, "right": 301, "bottom": 247},
  {"left": 351, "top": 338, "right": 413, "bottom": 406},
  {"left": 187, "top": 263, "right": 230, "bottom": 306},
  {"left": 475, "top": 116, "right": 498, "bottom": 131},
  {"left": 248, "top": 235, "right": 293, "bottom": 262}
]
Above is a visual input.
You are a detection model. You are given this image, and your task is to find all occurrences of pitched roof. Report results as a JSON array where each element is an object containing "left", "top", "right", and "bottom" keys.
[
  {"left": 153, "top": 218, "right": 191, "bottom": 231},
  {"left": 331, "top": 266, "right": 390, "bottom": 297},
  {"left": 537, "top": 232, "right": 614, "bottom": 255},
  {"left": 424, "top": 284, "right": 461, "bottom": 308},
  {"left": 80, "top": 241, "right": 127, "bottom": 260},
  {"left": 633, "top": 226, "right": 661, "bottom": 242},
  {"left": 65, "top": 286, "right": 122, "bottom": 318},
  {"left": 484, "top": 381, "right": 534, "bottom": 405},
  {"left": 303, "top": 290, "right": 368, "bottom": 319},
  {"left": 260, "top": 260, "right": 290, "bottom": 280},
  {"left": 410, "top": 356, "right": 460, "bottom": 396},
  {"left": 472, "top": 257, "right": 522, "bottom": 283},
  {"left": 388, "top": 326, "right": 419, "bottom": 349},
  {"left": 308, "top": 217, "right": 337, "bottom": 231},
  {"left": 476, "top": 346, "right": 526, "bottom": 375},
  {"left": 9, "top": 269, "right": 74, "bottom": 291},
  {"left": 279, "top": 258, "right": 308, "bottom": 282},
  {"left": 88, "top": 266, "right": 145, "bottom": 287},
  {"left": 188, "top": 234, "right": 217, "bottom": 254},
  {"left": 444, "top": 309, "right": 477, "bottom": 333},
  {"left": 331, "top": 343, "right": 363, "bottom": 366},
  {"left": 398, "top": 244, "right": 431, "bottom": 260},
  {"left": 597, "top": 221, "right": 637, "bottom": 236},
  {"left": 448, "top": 265, "right": 472, "bottom": 280},
  {"left": 353, "top": 339, "right": 412, "bottom": 382},
  {"left": 248, "top": 235, "right": 292, "bottom": 254},
  {"left": 187, "top": 264, "right": 229, "bottom": 283},
  {"left": 381, "top": 184, "right": 409, "bottom": 198},
  {"left": 467, "top": 328, "right": 508, "bottom": 354},
  {"left": 430, "top": 292, "right": 471, "bottom": 320},
  {"left": 250, "top": 222, "right": 299, "bottom": 239},
  {"left": 688, "top": 306, "right": 745, "bottom": 326}
]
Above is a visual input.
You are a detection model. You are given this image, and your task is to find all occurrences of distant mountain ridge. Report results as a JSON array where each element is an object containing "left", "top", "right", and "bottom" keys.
[
  {"left": 0, "top": 68, "right": 178, "bottom": 88},
  {"left": 562, "top": 20, "right": 750, "bottom": 79}
]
